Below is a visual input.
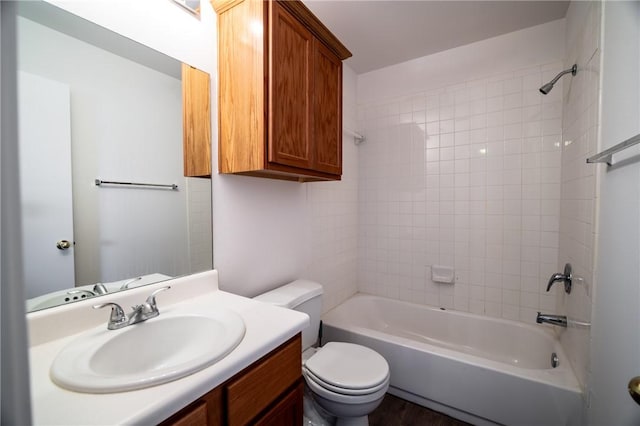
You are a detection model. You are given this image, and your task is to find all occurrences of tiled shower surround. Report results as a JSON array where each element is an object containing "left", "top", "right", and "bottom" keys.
[{"left": 357, "top": 64, "right": 566, "bottom": 324}]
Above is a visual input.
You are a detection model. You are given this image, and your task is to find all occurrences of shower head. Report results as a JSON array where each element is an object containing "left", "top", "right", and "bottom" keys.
[
  {"left": 539, "top": 81, "right": 555, "bottom": 95},
  {"left": 539, "top": 64, "right": 577, "bottom": 95}
]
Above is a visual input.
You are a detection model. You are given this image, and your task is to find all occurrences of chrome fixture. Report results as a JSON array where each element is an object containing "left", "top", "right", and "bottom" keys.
[
  {"left": 120, "top": 276, "right": 143, "bottom": 290},
  {"left": 547, "top": 263, "right": 572, "bottom": 294},
  {"left": 551, "top": 352, "right": 559, "bottom": 368},
  {"left": 536, "top": 312, "right": 567, "bottom": 327},
  {"left": 344, "top": 129, "right": 366, "bottom": 145},
  {"left": 539, "top": 64, "right": 577, "bottom": 95},
  {"left": 93, "top": 283, "right": 108, "bottom": 295},
  {"left": 95, "top": 178, "right": 178, "bottom": 190},
  {"left": 94, "top": 286, "right": 170, "bottom": 330},
  {"left": 587, "top": 132, "right": 640, "bottom": 166},
  {"left": 65, "top": 284, "right": 108, "bottom": 302},
  {"left": 66, "top": 289, "right": 96, "bottom": 300}
]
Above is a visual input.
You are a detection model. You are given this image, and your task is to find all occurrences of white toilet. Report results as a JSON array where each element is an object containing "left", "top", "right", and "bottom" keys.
[{"left": 255, "top": 280, "right": 389, "bottom": 426}]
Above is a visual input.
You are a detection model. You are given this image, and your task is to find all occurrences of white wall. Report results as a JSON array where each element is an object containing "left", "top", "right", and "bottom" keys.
[
  {"left": 557, "top": 0, "right": 601, "bottom": 398},
  {"left": 1, "top": 2, "right": 33, "bottom": 423},
  {"left": 589, "top": 1, "right": 640, "bottom": 424},
  {"left": 356, "top": 21, "right": 567, "bottom": 321},
  {"left": 46, "top": 0, "right": 215, "bottom": 73}
]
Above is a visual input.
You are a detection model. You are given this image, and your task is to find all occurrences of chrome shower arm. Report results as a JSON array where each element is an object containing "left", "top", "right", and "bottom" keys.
[{"left": 549, "top": 64, "right": 577, "bottom": 86}]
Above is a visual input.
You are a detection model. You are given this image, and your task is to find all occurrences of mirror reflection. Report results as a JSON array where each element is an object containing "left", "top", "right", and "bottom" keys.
[{"left": 17, "top": 2, "right": 213, "bottom": 312}]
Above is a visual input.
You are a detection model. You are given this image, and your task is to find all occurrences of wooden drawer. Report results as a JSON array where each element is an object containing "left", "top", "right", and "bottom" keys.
[{"left": 226, "top": 335, "right": 302, "bottom": 426}]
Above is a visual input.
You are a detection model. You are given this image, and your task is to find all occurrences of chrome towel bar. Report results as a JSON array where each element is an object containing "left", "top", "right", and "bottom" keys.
[
  {"left": 586, "top": 132, "right": 640, "bottom": 166},
  {"left": 94, "top": 179, "right": 178, "bottom": 190}
]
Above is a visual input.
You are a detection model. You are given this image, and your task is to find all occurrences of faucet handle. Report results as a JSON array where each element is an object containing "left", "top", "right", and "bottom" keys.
[
  {"left": 546, "top": 273, "right": 565, "bottom": 291},
  {"left": 120, "top": 276, "right": 142, "bottom": 290},
  {"left": 94, "top": 302, "right": 128, "bottom": 330},
  {"left": 145, "top": 286, "right": 171, "bottom": 311},
  {"left": 546, "top": 263, "right": 572, "bottom": 294}
]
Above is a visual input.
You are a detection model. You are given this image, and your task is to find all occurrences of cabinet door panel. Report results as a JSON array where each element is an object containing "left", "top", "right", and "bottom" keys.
[
  {"left": 183, "top": 64, "right": 212, "bottom": 177},
  {"left": 313, "top": 40, "right": 342, "bottom": 175},
  {"left": 254, "top": 381, "right": 303, "bottom": 426},
  {"left": 269, "top": 1, "right": 313, "bottom": 169}
]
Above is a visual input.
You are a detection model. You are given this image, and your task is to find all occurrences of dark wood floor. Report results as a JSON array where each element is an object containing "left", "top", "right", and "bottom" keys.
[{"left": 369, "top": 394, "right": 471, "bottom": 426}]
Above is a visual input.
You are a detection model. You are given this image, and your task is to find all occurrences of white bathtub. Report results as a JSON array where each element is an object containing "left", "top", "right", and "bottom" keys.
[{"left": 321, "top": 294, "right": 582, "bottom": 426}]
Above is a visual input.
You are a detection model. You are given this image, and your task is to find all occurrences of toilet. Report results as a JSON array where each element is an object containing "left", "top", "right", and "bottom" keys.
[{"left": 255, "top": 280, "right": 389, "bottom": 426}]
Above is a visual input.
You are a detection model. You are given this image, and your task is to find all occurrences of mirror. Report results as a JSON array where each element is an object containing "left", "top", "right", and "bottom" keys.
[
  {"left": 17, "top": 2, "right": 213, "bottom": 313},
  {"left": 173, "top": 0, "right": 202, "bottom": 17}
]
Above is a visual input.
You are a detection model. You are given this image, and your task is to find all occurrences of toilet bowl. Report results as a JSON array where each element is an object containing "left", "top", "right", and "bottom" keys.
[
  {"left": 255, "top": 281, "right": 390, "bottom": 426},
  {"left": 302, "top": 342, "right": 389, "bottom": 425}
]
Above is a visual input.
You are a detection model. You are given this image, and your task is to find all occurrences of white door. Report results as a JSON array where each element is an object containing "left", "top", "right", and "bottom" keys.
[{"left": 18, "top": 71, "right": 75, "bottom": 299}]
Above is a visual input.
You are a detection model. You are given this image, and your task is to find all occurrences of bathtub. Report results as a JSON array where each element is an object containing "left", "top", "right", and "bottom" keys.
[{"left": 321, "top": 294, "right": 582, "bottom": 426}]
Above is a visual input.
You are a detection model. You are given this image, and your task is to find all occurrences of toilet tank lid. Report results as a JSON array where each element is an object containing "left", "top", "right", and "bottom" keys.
[{"left": 254, "top": 280, "right": 323, "bottom": 308}]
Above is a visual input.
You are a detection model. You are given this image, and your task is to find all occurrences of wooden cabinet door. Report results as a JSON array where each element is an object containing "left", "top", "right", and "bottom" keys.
[
  {"left": 268, "top": 1, "right": 313, "bottom": 170},
  {"left": 254, "top": 381, "right": 303, "bottom": 426},
  {"left": 182, "top": 64, "right": 211, "bottom": 177},
  {"left": 313, "top": 40, "right": 342, "bottom": 175}
]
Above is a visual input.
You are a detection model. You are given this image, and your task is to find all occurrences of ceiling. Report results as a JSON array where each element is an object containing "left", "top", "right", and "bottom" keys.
[{"left": 303, "top": 1, "right": 570, "bottom": 74}]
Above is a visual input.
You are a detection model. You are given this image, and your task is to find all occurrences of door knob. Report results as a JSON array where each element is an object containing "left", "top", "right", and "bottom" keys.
[
  {"left": 629, "top": 376, "right": 640, "bottom": 406},
  {"left": 56, "top": 240, "right": 72, "bottom": 250}
]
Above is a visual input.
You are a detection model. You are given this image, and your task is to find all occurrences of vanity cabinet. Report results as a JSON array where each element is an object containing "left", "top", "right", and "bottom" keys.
[
  {"left": 183, "top": 64, "right": 212, "bottom": 177},
  {"left": 212, "top": 0, "right": 351, "bottom": 182},
  {"left": 162, "top": 334, "right": 302, "bottom": 426}
]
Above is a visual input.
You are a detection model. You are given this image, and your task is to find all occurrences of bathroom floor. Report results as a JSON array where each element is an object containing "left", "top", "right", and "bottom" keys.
[{"left": 370, "top": 394, "right": 471, "bottom": 426}]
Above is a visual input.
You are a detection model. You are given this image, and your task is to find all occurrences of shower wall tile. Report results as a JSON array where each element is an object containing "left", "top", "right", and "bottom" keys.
[
  {"left": 358, "top": 62, "right": 564, "bottom": 324},
  {"left": 557, "top": 0, "right": 601, "bottom": 393}
]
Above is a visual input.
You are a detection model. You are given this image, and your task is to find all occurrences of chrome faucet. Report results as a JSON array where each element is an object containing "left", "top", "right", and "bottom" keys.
[
  {"left": 547, "top": 263, "right": 572, "bottom": 294},
  {"left": 66, "top": 289, "right": 96, "bottom": 299},
  {"left": 120, "top": 276, "right": 143, "bottom": 290},
  {"left": 536, "top": 312, "right": 567, "bottom": 327},
  {"left": 94, "top": 286, "right": 170, "bottom": 330},
  {"left": 93, "top": 283, "right": 109, "bottom": 295}
]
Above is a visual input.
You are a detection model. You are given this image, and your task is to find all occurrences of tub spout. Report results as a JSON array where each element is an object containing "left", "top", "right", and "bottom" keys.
[{"left": 536, "top": 312, "right": 567, "bottom": 327}]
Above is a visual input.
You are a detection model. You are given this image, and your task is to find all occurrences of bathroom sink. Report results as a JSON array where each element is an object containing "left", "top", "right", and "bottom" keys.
[{"left": 50, "top": 309, "right": 245, "bottom": 393}]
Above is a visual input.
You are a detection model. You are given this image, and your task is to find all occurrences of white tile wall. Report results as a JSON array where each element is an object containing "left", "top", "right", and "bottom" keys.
[
  {"left": 186, "top": 177, "right": 213, "bottom": 273},
  {"left": 357, "top": 63, "right": 566, "bottom": 324},
  {"left": 557, "top": 0, "right": 601, "bottom": 392}
]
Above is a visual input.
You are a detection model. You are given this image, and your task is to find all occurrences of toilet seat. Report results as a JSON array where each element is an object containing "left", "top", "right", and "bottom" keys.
[
  {"left": 303, "top": 342, "right": 389, "bottom": 392},
  {"left": 304, "top": 368, "right": 389, "bottom": 405},
  {"left": 303, "top": 367, "right": 390, "bottom": 396}
]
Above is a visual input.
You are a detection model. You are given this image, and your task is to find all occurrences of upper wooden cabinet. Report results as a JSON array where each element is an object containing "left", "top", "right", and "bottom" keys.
[
  {"left": 182, "top": 64, "right": 212, "bottom": 177},
  {"left": 213, "top": 0, "right": 351, "bottom": 182}
]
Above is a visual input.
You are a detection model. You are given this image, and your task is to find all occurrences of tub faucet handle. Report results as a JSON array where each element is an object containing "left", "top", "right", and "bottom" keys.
[{"left": 546, "top": 263, "right": 572, "bottom": 294}]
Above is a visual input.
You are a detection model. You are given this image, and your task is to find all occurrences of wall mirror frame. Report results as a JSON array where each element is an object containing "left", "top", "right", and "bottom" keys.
[{"left": 17, "top": 1, "right": 213, "bottom": 313}]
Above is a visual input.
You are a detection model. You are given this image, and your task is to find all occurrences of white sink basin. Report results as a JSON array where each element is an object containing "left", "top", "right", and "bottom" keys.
[{"left": 50, "top": 309, "right": 245, "bottom": 393}]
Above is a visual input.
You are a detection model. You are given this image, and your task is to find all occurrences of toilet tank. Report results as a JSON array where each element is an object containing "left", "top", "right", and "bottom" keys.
[{"left": 254, "top": 280, "right": 323, "bottom": 350}]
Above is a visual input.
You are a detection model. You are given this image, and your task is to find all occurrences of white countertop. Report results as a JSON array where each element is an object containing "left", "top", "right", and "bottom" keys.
[{"left": 27, "top": 270, "right": 309, "bottom": 425}]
